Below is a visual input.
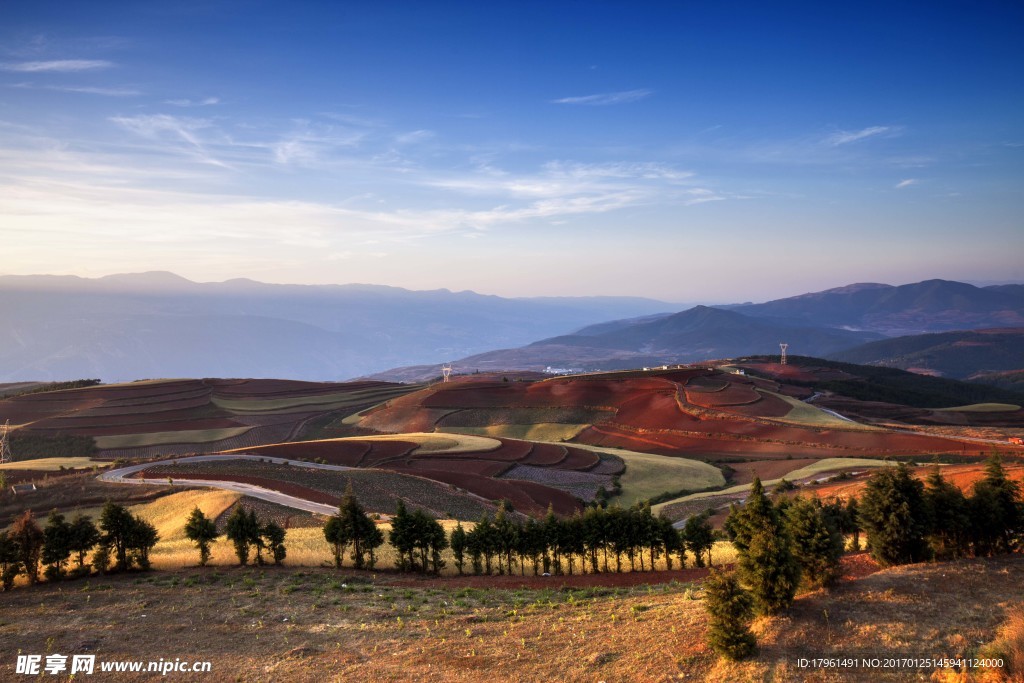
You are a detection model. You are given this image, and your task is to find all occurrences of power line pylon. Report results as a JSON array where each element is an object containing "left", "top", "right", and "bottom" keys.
[
  {"left": 779, "top": 343, "right": 789, "bottom": 366},
  {"left": 442, "top": 363, "right": 453, "bottom": 383},
  {"left": 0, "top": 420, "right": 12, "bottom": 464}
]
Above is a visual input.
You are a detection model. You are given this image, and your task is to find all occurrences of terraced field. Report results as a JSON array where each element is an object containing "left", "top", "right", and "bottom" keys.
[{"left": 0, "top": 378, "right": 418, "bottom": 459}]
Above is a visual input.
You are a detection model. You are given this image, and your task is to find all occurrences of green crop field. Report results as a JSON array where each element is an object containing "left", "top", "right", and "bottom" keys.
[
  {"left": 95, "top": 426, "right": 253, "bottom": 449},
  {"left": 932, "top": 403, "right": 1021, "bottom": 413},
  {"left": 212, "top": 385, "right": 415, "bottom": 414},
  {"left": 652, "top": 457, "right": 895, "bottom": 514},
  {"left": 761, "top": 389, "right": 882, "bottom": 430}
]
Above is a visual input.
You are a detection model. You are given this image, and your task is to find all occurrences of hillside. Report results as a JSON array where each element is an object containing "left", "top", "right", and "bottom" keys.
[{"left": 829, "top": 328, "right": 1024, "bottom": 379}]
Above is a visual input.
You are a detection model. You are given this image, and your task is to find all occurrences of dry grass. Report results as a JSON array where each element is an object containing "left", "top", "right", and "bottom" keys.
[
  {"left": 764, "top": 389, "right": 883, "bottom": 430},
  {"left": 1, "top": 554, "right": 1019, "bottom": 681}
]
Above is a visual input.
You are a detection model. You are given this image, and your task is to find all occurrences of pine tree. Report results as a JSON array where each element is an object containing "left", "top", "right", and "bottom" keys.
[
  {"left": 42, "top": 510, "right": 73, "bottom": 580},
  {"left": 859, "top": 463, "right": 930, "bottom": 566},
  {"left": 125, "top": 516, "right": 158, "bottom": 570},
  {"left": 703, "top": 569, "right": 757, "bottom": 660},
  {"left": 683, "top": 511, "right": 715, "bottom": 568},
  {"left": 184, "top": 507, "right": 218, "bottom": 567},
  {"left": 262, "top": 521, "right": 287, "bottom": 565},
  {"left": 0, "top": 531, "right": 20, "bottom": 590},
  {"left": 99, "top": 502, "right": 135, "bottom": 571},
  {"left": 969, "top": 453, "right": 1022, "bottom": 555},
  {"left": 923, "top": 466, "right": 970, "bottom": 559},
  {"left": 784, "top": 496, "right": 843, "bottom": 588},
  {"left": 226, "top": 506, "right": 253, "bottom": 566},
  {"left": 68, "top": 514, "right": 100, "bottom": 572},
  {"left": 13, "top": 510, "right": 44, "bottom": 583},
  {"left": 725, "top": 478, "right": 800, "bottom": 614},
  {"left": 450, "top": 522, "right": 468, "bottom": 575}
]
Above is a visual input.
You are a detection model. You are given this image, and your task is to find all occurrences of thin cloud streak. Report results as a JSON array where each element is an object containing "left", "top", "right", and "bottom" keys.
[
  {"left": 551, "top": 89, "right": 652, "bottom": 105},
  {"left": 0, "top": 59, "right": 112, "bottom": 72},
  {"left": 895, "top": 178, "right": 918, "bottom": 189},
  {"left": 826, "top": 125, "right": 895, "bottom": 146}
]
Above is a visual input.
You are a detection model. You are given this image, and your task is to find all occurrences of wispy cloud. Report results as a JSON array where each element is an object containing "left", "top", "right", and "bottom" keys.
[
  {"left": 110, "top": 114, "right": 230, "bottom": 168},
  {"left": 551, "top": 89, "right": 652, "bottom": 106},
  {"left": 165, "top": 97, "right": 220, "bottom": 107},
  {"left": 394, "top": 129, "right": 435, "bottom": 145},
  {"left": 10, "top": 83, "right": 139, "bottom": 96},
  {"left": 826, "top": 125, "right": 895, "bottom": 146},
  {"left": 894, "top": 178, "right": 918, "bottom": 189},
  {"left": 0, "top": 59, "right": 112, "bottom": 72}
]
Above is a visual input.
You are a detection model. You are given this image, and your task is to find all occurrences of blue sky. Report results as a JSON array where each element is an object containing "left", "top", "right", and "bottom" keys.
[{"left": 1, "top": 1, "right": 1022, "bottom": 301}]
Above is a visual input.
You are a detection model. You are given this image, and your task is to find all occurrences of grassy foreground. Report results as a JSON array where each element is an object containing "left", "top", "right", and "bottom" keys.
[{"left": 0, "top": 555, "right": 1019, "bottom": 681}]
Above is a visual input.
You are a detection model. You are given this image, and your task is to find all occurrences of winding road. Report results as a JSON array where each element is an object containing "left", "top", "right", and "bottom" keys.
[{"left": 99, "top": 454, "right": 352, "bottom": 516}]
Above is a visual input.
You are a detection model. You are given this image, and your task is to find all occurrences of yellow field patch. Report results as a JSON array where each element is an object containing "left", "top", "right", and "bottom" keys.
[
  {"left": 0, "top": 457, "right": 109, "bottom": 471},
  {"left": 441, "top": 423, "right": 588, "bottom": 442}
]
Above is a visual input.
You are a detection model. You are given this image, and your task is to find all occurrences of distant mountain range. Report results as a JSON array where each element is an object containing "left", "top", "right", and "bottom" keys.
[
  {"left": 729, "top": 279, "right": 1024, "bottom": 335},
  {"left": 0, "top": 272, "right": 673, "bottom": 382},
  {"left": 371, "top": 279, "right": 1024, "bottom": 382},
  {"left": 4, "top": 273, "right": 1023, "bottom": 384}
]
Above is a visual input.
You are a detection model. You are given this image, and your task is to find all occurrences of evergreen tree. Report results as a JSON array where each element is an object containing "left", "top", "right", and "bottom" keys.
[
  {"left": 922, "top": 467, "right": 970, "bottom": 559},
  {"left": 13, "top": 510, "right": 44, "bottom": 584},
  {"left": 450, "top": 522, "right": 468, "bottom": 575},
  {"left": 388, "top": 500, "right": 415, "bottom": 571},
  {"left": 683, "top": 512, "right": 715, "bottom": 568},
  {"left": 703, "top": 569, "right": 757, "bottom": 660},
  {"left": 725, "top": 478, "right": 800, "bottom": 615},
  {"left": 859, "top": 463, "right": 930, "bottom": 566},
  {"left": 99, "top": 502, "right": 135, "bottom": 571},
  {"left": 0, "top": 531, "right": 20, "bottom": 590},
  {"left": 844, "top": 497, "right": 861, "bottom": 551},
  {"left": 784, "top": 496, "right": 843, "bottom": 588},
  {"left": 262, "top": 521, "right": 287, "bottom": 565},
  {"left": 226, "top": 506, "right": 254, "bottom": 566},
  {"left": 126, "top": 516, "right": 159, "bottom": 570},
  {"left": 248, "top": 510, "right": 266, "bottom": 565},
  {"left": 68, "top": 514, "right": 100, "bottom": 572},
  {"left": 42, "top": 510, "right": 73, "bottom": 580},
  {"left": 969, "top": 453, "right": 1022, "bottom": 555},
  {"left": 184, "top": 507, "right": 218, "bottom": 567}
]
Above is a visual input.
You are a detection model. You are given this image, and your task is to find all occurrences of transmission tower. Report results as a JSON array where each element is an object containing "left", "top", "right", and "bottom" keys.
[
  {"left": 779, "top": 343, "right": 789, "bottom": 366},
  {"left": 441, "top": 363, "right": 453, "bottom": 383},
  {"left": 0, "top": 420, "right": 12, "bottom": 465}
]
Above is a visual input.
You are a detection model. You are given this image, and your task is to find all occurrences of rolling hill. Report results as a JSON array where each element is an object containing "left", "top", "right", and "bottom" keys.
[{"left": 829, "top": 328, "right": 1024, "bottom": 379}]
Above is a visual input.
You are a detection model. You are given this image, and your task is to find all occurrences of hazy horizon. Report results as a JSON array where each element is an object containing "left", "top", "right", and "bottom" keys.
[{"left": 3, "top": 2, "right": 1022, "bottom": 300}]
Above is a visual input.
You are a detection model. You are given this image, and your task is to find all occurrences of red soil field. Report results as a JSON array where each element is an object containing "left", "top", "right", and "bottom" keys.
[
  {"left": 523, "top": 443, "right": 567, "bottom": 466},
  {"left": 611, "top": 391, "right": 700, "bottom": 430},
  {"left": 560, "top": 446, "right": 601, "bottom": 471},
  {"left": 383, "top": 468, "right": 580, "bottom": 516},
  {"left": 685, "top": 383, "right": 760, "bottom": 407},
  {"left": 723, "top": 393, "right": 794, "bottom": 418},
  {"left": 210, "top": 379, "right": 392, "bottom": 398},
  {"left": 27, "top": 418, "right": 245, "bottom": 437},
  {"left": 385, "top": 459, "right": 512, "bottom": 478},
  {"left": 360, "top": 441, "right": 419, "bottom": 466},
  {"left": 238, "top": 440, "right": 373, "bottom": 466}
]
